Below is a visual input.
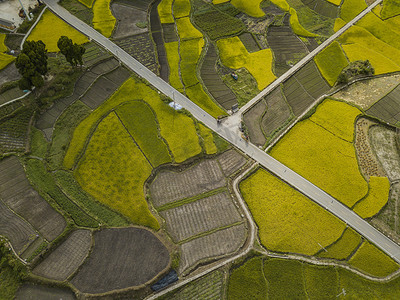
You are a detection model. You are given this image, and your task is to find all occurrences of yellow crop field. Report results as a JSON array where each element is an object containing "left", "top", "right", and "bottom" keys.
[
  {"left": 158, "top": 0, "right": 174, "bottom": 23},
  {"left": 173, "top": 0, "right": 191, "bottom": 18},
  {"left": 240, "top": 169, "right": 346, "bottom": 255},
  {"left": 353, "top": 177, "right": 390, "bottom": 219},
  {"left": 289, "top": 8, "right": 318, "bottom": 37},
  {"left": 217, "top": 37, "right": 276, "bottom": 90},
  {"left": 340, "top": 0, "right": 367, "bottom": 22},
  {"left": 176, "top": 17, "right": 203, "bottom": 40},
  {"left": 199, "top": 124, "right": 217, "bottom": 154},
  {"left": 334, "top": 18, "right": 346, "bottom": 32},
  {"left": 0, "top": 53, "right": 14, "bottom": 70},
  {"left": 230, "top": 0, "right": 265, "bottom": 18},
  {"left": 318, "top": 228, "right": 361, "bottom": 260},
  {"left": 75, "top": 112, "right": 159, "bottom": 229},
  {"left": 271, "top": 100, "right": 368, "bottom": 208},
  {"left": 342, "top": 43, "right": 400, "bottom": 75},
  {"left": 326, "top": 0, "right": 341, "bottom": 5},
  {"left": 314, "top": 41, "right": 349, "bottom": 86},
  {"left": 309, "top": 99, "right": 361, "bottom": 142},
  {"left": 212, "top": 0, "right": 229, "bottom": 4},
  {"left": 271, "top": 0, "right": 290, "bottom": 11},
  {"left": 92, "top": 0, "right": 116, "bottom": 37},
  {"left": 64, "top": 77, "right": 202, "bottom": 168},
  {"left": 27, "top": 10, "right": 88, "bottom": 52},
  {"left": 180, "top": 38, "right": 204, "bottom": 87},
  {"left": 381, "top": 0, "right": 400, "bottom": 19},
  {"left": 78, "top": 0, "right": 94, "bottom": 8},
  {"left": 349, "top": 241, "right": 399, "bottom": 277},
  {"left": 0, "top": 34, "right": 7, "bottom": 52},
  {"left": 165, "top": 42, "right": 184, "bottom": 91},
  {"left": 186, "top": 84, "right": 226, "bottom": 118}
]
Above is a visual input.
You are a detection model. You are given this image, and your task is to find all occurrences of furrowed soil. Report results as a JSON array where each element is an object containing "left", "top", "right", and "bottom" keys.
[
  {"left": 366, "top": 83, "right": 400, "bottom": 125},
  {"left": 33, "top": 230, "right": 92, "bottom": 281},
  {"left": 71, "top": 227, "right": 170, "bottom": 294},
  {"left": 0, "top": 157, "right": 66, "bottom": 241},
  {"left": 243, "top": 99, "right": 267, "bottom": 146},
  {"left": 217, "top": 149, "right": 247, "bottom": 176}
]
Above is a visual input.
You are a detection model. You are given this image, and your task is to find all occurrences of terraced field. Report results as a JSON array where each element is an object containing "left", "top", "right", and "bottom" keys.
[
  {"left": 0, "top": 157, "right": 66, "bottom": 241},
  {"left": 366, "top": 83, "right": 400, "bottom": 125},
  {"left": 71, "top": 227, "right": 170, "bottom": 294},
  {"left": 33, "top": 230, "right": 92, "bottom": 281},
  {"left": 301, "top": 0, "right": 339, "bottom": 18},
  {"left": 0, "top": 87, "right": 24, "bottom": 105}
]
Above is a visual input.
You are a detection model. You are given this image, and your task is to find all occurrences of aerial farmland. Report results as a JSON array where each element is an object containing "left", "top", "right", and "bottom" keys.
[{"left": 1, "top": 0, "right": 400, "bottom": 298}]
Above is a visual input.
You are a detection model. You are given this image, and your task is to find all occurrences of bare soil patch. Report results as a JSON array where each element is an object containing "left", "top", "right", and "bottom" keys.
[
  {"left": 217, "top": 149, "right": 247, "bottom": 176},
  {"left": 71, "top": 227, "right": 170, "bottom": 294},
  {"left": 243, "top": 99, "right": 267, "bottom": 146},
  {"left": 179, "top": 223, "right": 246, "bottom": 273},
  {"left": 160, "top": 192, "right": 242, "bottom": 242},
  {"left": 162, "top": 23, "right": 178, "bottom": 43},
  {"left": 16, "top": 284, "right": 75, "bottom": 300},
  {"left": 150, "top": 159, "right": 226, "bottom": 207},
  {"left": 334, "top": 75, "right": 400, "bottom": 110},
  {"left": 111, "top": 3, "right": 148, "bottom": 39},
  {"left": 150, "top": 0, "right": 168, "bottom": 80},
  {"left": 0, "top": 157, "right": 66, "bottom": 241},
  {"left": 33, "top": 230, "right": 92, "bottom": 281},
  {"left": 0, "top": 63, "right": 20, "bottom": 88}
]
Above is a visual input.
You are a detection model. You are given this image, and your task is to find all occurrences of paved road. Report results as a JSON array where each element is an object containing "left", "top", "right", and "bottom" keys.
[
  {"left": 43, "top": 0, "right": 400, "bottom": 264},
  {"left": 238, "top": 0, "right": 383, "bottom": 115}
]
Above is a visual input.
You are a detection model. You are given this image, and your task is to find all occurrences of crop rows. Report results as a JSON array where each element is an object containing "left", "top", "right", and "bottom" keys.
[
  {"left": 200, "top": 44, "right": 237, "bottom": 110},
  {"left": 0, "top": 100, "right": 22, "bottom": 121},
  {"left": 366, "top": 83, "right": 400, "bottom": 125},
  {"left": 243, "top": 99, "right": 267, "bottom": 146},
  {"left": 301, "top": 0, "right": 339, "bottom": 19},
  {"left": 0, "top": 108, "right": 32, "bottom": 154},
  {"left": 162, "top": 23, "right": 178, "bottom": 42},
  {"left": 16, "top": 284, "right": 75, "bottom": 300},
  {"left": 33, "top": 230, "right": 92, "bottom": 281},
  {"left": 0, "top": 87, "right": 24, "bottom": 106},
  {"left": 216, "top": 148, "right": 247, "bottom": 176},
  {"left": 113, "top": 0, "right": 153, "bottom": 11}
]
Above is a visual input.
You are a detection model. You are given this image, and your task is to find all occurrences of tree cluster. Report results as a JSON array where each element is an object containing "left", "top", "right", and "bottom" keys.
[
  {"left": 57, "top": 36, "right": 86, "bottom": 67},
  {"left": 337, "top": 60, "right": 375, "bottom": 84},
  {"left": 0, "top": 238, "right": 27, "bottom": 278}
]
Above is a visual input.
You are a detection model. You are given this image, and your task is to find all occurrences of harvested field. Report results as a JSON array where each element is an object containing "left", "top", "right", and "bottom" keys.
[
  {"left": 261, "top": 87, "right": 292, "bottom": 137},
  {"left": 369, "top": 125, "right": 400, "bottom": 181},
  {"left": 113, "top": 0, "right": 153, "bottom": 10},
  {"left": 0, "top": 199, "right": 38, "bottom": 255},
  {"left": 71, "top": 227, "right": 170, "bottom": 294},
  {"left": 0, "top": 157, "right": 66, "bottom": 241},
  {"left": 366, "top": 83, "right": 400, "bottom": 125},
  {"left": 0, "top": 63, "right": 20, "bottom": 88},
  {"left": 243, "top": 99, "right": 267, "bottom": 146},
  {"left": 239, "top": 33, "right": 260, "bottom": 53},
  {"left": 301, "top": 0, "right": 339, "bottom": 18},
  {"left": 16, "top": 284, "right": 75, "bottom": 300},
  {"left": 150, "top": 159, "right": 226, "bottom": 207},
  {"left": 217, "top": 149, "right": 247, "bottom": 176},
  {"left": 80, "top": 67, "right": 131, "bottom": 109},
  {"left": 179, "top": 223, "right": 246, "bottom": 273},
  {"left": 267, "top": 15, "right": 308, "bottom": 76},
  {"left": 114, "top": 33, "right": 158, "bottom": 74},
  {"left": 160, "top": 192, "right": 242, "bottom": 242},
  {"left": 282, "top": 60, "right": 330, "bottom": 116},
  {"left": 33, "top": 230, "right": 92, "bottom": 281},
  {"left": 200, "top": 43, "right": 237, "bottom": 110},
  {"left": 0, "top": 108, "right": 32, "bottom": 154},
  {"left": 333, "top": 75, "right": 400, "bottom": 110},
  {"left": 151, "top": 0, "right": 169, "bottom": 81},
  {"left": 36, "top": 58, "right": 119, "bottom": 140},
  {"left": 162, "top": 23, "right": 178, "bottom": 42},
  {"left": 111, "top": 3, "right": 148, "bottom": 39}
]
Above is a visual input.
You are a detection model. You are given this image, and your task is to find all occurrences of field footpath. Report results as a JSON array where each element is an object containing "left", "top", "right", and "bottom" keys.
[{"left": 42, "top": 0, "right": 400, "bottom": 290}]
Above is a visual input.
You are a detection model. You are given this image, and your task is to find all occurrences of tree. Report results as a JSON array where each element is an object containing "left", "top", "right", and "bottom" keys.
[
  {"left": 15, "top": 40, "right": 48, "bottom": 90},
  {"left": 337, "top": 60, "right": 374, "bottom": 84},
  {"left": 57, "top": 36, "right": 86, "bottom": 66}
]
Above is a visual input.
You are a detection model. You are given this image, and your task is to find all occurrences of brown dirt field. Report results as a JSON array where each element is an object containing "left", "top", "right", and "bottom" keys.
[
  {"left": 160, "top": 192, "right": 242, "bottom": 242},
  {"left": 16, "top": 284, "right": 76, "bottom": 300},
  {"left": 33, "top": 230, "right": 92, "bottom": 281},
  {"left": 0, "top": 63, "right": 20, "bottom": 88},
  {"left": 216, "top": 149, "right": 247, "bottom": 177},
  {"left": 70, "top": 227, "right": 170, "bottom": 294},
  {"left": 354, "top": 118, "right": 385, "bottom": 180},
  {"left": 150, "top": 159, "right": 226, "bottom": 207},
  {"left": 0, "top": 157, "right": 66, "bottom": 241},
  {"left": 333, "top": 75, "right": 400, "bottom": 110},
  {"left": 111, "top": 3, "right": 148, "bottom": 39},
  {"left": 243, "top": 100, "right": 267, "bottom": 146}
]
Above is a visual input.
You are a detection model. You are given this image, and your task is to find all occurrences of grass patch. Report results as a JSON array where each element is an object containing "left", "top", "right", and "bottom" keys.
[
  {"left": 25, "top": 158, "right": 99, "bottom": 227},
  {"left": 0, "top": 267, "right": 23, "bottom": 300},
  {"left": 303, "top": 264, "right": 339, "bottom": 299},
  {"left": 186, "top": 83, "right": 226, "bottom": 118},
  {"left": 212, "top": 131, "right": 231, "bottom": 152},
  {"left": 53, "top": 170, "right": 130, "bottom": 227},
  {"left": 317, "top": 227, "right": 362, "bottom": 260},
  {"left": 227, "top": 256, "right": 267, "bottom": 300},
  {"left": 340, "top": 0, "right": 367, "bottom": 22},
  {"left": 314, "top": 41, "right": 348, "bottom": 86},
  {"left": 165, "top": 42, "right": 184, "bottom": 90},
  {"left": 176, "top": 17, "right": 203, "bottom": 40},
  {"left": 230, "top": 0, "right": 265, "bottom": 18},
  {"left": 27, "top": 10, "right": 88, "bottom": 52},
  {"left": 381, "top": 0, "right": 400, "bottom": 19},
  {"left": 78, "top": 0, "right": 94, "bottom": 8},
  {"left": 158, "top": 0, "right": 174, "bottom": 23},
  {"left": 289, "top": 8, "right": 318, "bottom": 37},
  {"left": 240, "top": 169, "right": 346, "bottom": 255},
  {"left": 74, "top": 112, "right": 159, "bottom": 229},
  {"left": 30, "top": 127, "right": 48, "bottom": 158},
  {"left": 217, "top": 36, "right": 276, "bottom": 90},
  {"left": 271, "top": 99, "right": 368, "bottom": 207},
  {"left": 92, "top": 0, "right": 116, "bottom": 37},
  {"left": 173, "top": 0, "right": 191, "bottom": 18},
  {"left": 199, "top": 123, "right": 217, "bottom": 154},
  {"left": 263, "top": 258, "right": 307, "bottom": 299},
  {"left": 353, "top": 176, "right": 390, "bottom": 219},
  {"left": 115, "top": 100, "right": 172, "bottom": 167},
  {"left": 348, "top": 241, "right": 399, "bottom": 277},
  {"left": 0, "top": 53, "right": 15, "bottom": 70}
]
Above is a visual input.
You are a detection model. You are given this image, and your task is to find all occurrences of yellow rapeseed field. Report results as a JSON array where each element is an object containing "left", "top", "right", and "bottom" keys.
[
  {"left": 199, "top": 124, "right": 217, "bottom": 155},
  {"left": 0, "top": 34, "right": 7, "bottom": 52},
  {"left": 240, "top": 169, "right": 346, "bottom": 255},
  {"left": 289, "top": 8, "right": 318, "bottom": 37},
  {"left": 318, "top": 228, "right": 361, "bottom": 260},
  {"left": 173, "top": 0, "right": 191, "bottom": 18},
  {"left": 158, "top": 0, "right": 174, "bottom": 23},
  {"left": 217, "top": 37, "right": 276, "bottom": 90},
  {"left": 164, "top": 41, "right": 184, "bottom": 91},
  {"left": 176, "top": 17, "right": 203, "bottom": 40},
  {"left": 92, "top": 0, "right": 116, "bottom": 37},
  {"left": 230, "top": 0, "right": 265, "bottom": 18},
  {"left": 0, "top": 53, "right": 14, "bottom": 70},
  {"left": 27, "top": 10, "right": 88, "bottom": 52}
]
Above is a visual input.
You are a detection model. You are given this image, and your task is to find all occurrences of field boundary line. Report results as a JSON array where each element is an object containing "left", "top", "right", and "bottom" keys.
[{"left": 0, "top": 91, "right": 32, "bottom": 109}]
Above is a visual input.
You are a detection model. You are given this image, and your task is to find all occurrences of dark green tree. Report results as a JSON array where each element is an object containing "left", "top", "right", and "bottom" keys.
[
  {"left": 15, "top": 40, "right": 48, "bottom": 90},
  {"left": 57, "top": 36, "right": 85, "bottom": 66}
]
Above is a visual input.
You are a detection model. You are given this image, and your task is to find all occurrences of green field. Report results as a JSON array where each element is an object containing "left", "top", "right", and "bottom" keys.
[
  {"left": 289, "top": 8, "right": 318, "bottom": 37},
  {"left": 164, "top": 41, "right": 184, "bottom": 91},
  {"left": 240, "top": 169, "right": 346, "bottom": 255},
  {"left": 303, "top": 265, "right": 339, "bottom": 299},
  {"left": 199, "top": 124, "right": 217, "bottom": 155},
  {"left": 340, "top": 0, "right": 367, "bottom": 22},
  {"left": 92, "top": 0, "right": 116, "bottom": 37},
  {"left": 173, "top": 0, "right": 191, "bottom": 18},
  {"left": 381, "top": 0, "right": 400, "bottom": 19},
  {"left": 314, "top": 41, "right": 348, "bottom": 86},
  {"left": 230, "top": 0, "right": 265, "bottom": 18}
]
